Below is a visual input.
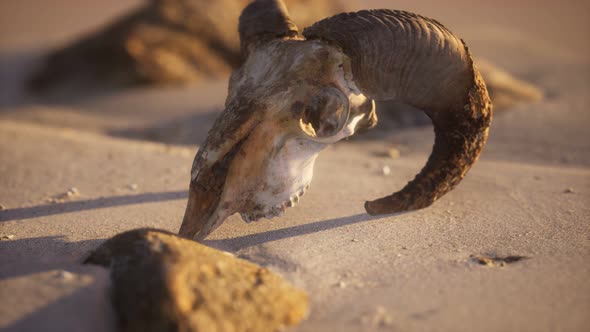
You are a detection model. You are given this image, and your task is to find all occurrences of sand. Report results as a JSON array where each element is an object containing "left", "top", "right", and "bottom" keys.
[{"left": 1, "top": 1, "right": 589, "bottom": 331}]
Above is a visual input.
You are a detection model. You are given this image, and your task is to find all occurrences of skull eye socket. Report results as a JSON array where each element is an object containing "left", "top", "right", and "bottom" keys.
[{"left": 299, "top": 88, "right": 350, "bottom": 138}]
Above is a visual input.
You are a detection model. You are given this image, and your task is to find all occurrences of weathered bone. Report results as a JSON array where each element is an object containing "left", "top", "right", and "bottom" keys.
[
  {"left": 180, "top": 1, "right": 491, "bottom": 240},
  {"left": 179, "top": 38, "right": 374, "bottom": 240}
]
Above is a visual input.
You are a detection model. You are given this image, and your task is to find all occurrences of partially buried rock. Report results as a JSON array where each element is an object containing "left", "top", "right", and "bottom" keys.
[
  {"left": 48, "top": 187, "right": 80, "bottom": 203},
  {"left": 85, "top": 228, "right": 308, "bottom": 332},
  {"left": 28, "top": 0, "right": 348, "bottom": 93},
  {"left": 476, "top": 59, "right": 543, "bottom": 110}
]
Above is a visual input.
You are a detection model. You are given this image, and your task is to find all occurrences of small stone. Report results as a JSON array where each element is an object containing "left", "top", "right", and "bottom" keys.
[
  {"left": 365, "top": 281, "right": 378, "bottom": 288},
  {"left": 361, "top": 306, "right": 393, "bottom": 327},
  {"left": 381, "top": 165, "right": 391, "bottom": 176},
  {"left": 55, "top": 270, "right": 75, "bottom": 281},
  {"left": 337, "top": 281, "right": 346, "bottom": 288},
  {"left": 48, "top": 187, "right": 80, "bottom": 203},
  {"left": 351, "top": 239, "right": 359, "bottom": 242},
  {"left": 67, "top": 187, "right": 79, "bottom": 196},
  {"left": 128, "top": 183, "right": 139, "bottom": 191},
  {"left": 387, "top": 148, "right": 401, "bottom": 159},
  {"left": 0, "top": 204, "right": 5, "bottom": 210},
  {"left": 375, "top": 306, "right": 393, "bottom": 327},
  {"left": 401, "top": 246, "right": 407, "bottom": 250},
  {"left": 471, "top": 254, "right": 527, "bottom": 267},
  {"left": 1, "top": 234, "right": 15, "bottom": 240},
  {"left": 563, "top": 188, "right": 575, "bottom": 194}
]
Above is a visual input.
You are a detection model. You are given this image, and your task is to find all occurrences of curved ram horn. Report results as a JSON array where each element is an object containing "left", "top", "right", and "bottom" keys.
[
  {"left": 303, "top": 10, "right": 493, "bottom": 215},
  {"left": 239, "top": 0, "right": 300, "bottom": 56}
]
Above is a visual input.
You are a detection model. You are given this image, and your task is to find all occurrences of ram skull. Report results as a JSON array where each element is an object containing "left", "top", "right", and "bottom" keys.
[{"left": 180, "top": 0, "right": 492, "bottom": 240}]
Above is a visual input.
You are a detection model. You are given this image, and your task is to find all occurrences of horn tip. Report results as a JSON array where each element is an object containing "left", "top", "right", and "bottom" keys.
[
  {"left": 364, "top": 200, "right": 382, "bottom": 216},
  {"left": 364, "top": 193, "right": 437, "bottom": 216},
  {"left": 365, "top": 198, "right": 403, "bottom": 216}
]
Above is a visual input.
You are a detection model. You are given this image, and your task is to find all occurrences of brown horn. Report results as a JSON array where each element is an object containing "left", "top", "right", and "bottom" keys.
[
  {"left": 303, "top": 10, "right": 492, "bottom": 215},
  {"left": 239, "top": 0, "right": 299, "bottom": 56}
]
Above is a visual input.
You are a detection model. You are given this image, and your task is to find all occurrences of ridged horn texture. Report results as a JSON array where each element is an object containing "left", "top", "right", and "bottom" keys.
[
  {"left": 239, "top": 0, "right": 300, "bottom": 55},
  {"left": 303, "top": 10, "right": 493, "bottom": 215}
]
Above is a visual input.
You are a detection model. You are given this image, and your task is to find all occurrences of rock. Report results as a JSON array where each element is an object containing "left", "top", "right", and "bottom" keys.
[
  {"left": 28, "top": 0, "right": 348, "bottom": 93},
  {"left": 55, "top": 270, "right": 76, "bottom": 281},
  {"left": 360, "top": 306, "right": 393, "bottom": 328},
  {"left": 85, "top": 229, "right": 308, "bottom": 332},
  {"left": 563, "top": 187, "right": 575, "bottom": 194},
  {"left": 470, "top": 254, "right": 528, "bottom": 267},
  {"left": 387, "top": 147, "right": 401, "bottom": 159},
  {"left": 476, "top": 59, "right": 543, "bottom": 111},
  {"left": 381, "top": 166, "right": 391, "bottom": 176},
  {"left": 1, "top": 234, "right": 15, "bottom": 240},
  {"left": 48, "top": 187, "right": 80, "bottom": 203}
]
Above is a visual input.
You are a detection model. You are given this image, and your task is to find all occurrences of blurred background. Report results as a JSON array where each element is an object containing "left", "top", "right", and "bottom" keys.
[{"left": 1, "top": 0, "right": 587, "bottom": 151}]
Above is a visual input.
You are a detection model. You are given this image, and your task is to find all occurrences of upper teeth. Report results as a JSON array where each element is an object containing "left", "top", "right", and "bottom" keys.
[{"left": 240, "top": 186, "right": 308, "bottom": 223}]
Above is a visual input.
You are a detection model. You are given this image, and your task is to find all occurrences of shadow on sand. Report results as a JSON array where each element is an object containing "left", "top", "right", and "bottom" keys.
[
  {"left": 205, "top": 212, "right": 394, "bottom": 251},
  {"left": 0, "top": 235, "right": 115, "bottom": 332},
  {"left": 2, "top": 278, "right": 115, "bottom": 332},
  {"left": 0, "top": 190, "right": 187, "bottom": 223},
  {"left": 0, "top": 235, "right": 107, "bottom": 279}
]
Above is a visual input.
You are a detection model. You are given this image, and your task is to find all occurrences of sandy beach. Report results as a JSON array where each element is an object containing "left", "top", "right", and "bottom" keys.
[{"left": 1, "top": 1, "right": 589, "bottom": 331}]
